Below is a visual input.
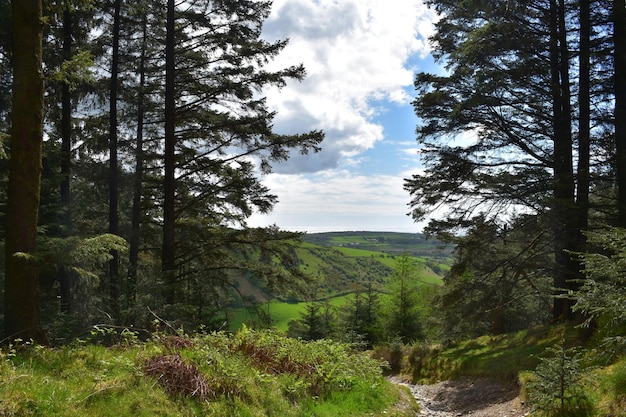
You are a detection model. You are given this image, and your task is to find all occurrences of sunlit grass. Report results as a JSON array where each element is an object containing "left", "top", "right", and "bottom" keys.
[{"left": 0, "top": 329, "right": 413, "bottom": 417}]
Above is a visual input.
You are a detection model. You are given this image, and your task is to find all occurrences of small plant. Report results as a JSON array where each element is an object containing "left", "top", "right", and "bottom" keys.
[{"left": 525, "top": 341, "right": 594, "bottom": 417}]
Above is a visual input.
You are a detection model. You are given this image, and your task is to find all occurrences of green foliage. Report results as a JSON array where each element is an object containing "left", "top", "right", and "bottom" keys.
[
  {"left": 336, "top": 280, "right": 382, "bottom": 346},
  {"left": 379, "top": 253, "right": 425, "bottom": 343},
  {"left": 435, "top": 216, "right": 553, "bottom": 341},
  {"left": 0, "top": 330, "right": 407, "bottom": 416},
  {"left": 403, "top": 325, "right": 573, "bottom": 383},
  {"left": 525, "top": 341, "right": 594, "bottom": 417},
  {"left": 286, "top": 302, "right": 336, "bottom": 341},
  {"left": 573, "top": 227, "right": 626, "bottom": 357},
  {"left": 599, "top": 359, "right": 626, "bottom": 416},
  {"left": 49, "top": 49, "right": 95, "bottom": 90}
]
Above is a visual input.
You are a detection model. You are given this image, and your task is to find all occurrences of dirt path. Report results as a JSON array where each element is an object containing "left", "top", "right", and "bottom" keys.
[{"left": 389, "top": 376, "right": 530, "bottom": 417}]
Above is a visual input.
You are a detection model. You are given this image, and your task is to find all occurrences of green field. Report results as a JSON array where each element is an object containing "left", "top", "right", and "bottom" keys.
[
  {"left": 230, "top": 294, "right": 353, "bottom": 331},
  {"left": 228, "top": 232, "right": 450, "bottom": 332}
]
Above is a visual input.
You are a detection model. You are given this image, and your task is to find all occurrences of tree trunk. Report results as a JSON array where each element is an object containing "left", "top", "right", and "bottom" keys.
[
  {"left": 163, "top": 0, "right": 177, "bottom": 304},
  {"left": 577, "top": 0, "right": 590, "bottom": 237},
  {"left": 615, "top": 0, "right": 626, "bottom": 227},
  {"left": 59, "top": 7, "right": 73, "bottom": 314},
  {"left": 549, "top": 0, "right": 576, "bottom": 320},
  {"left": 128, "top": 8, "right": 149, "bottom": 317},
  {"left": 4, "top": 0, "right": 47, "bottom": 344},
  {"left": 108, "top": 0, "right": 121, "bottom": 320}
]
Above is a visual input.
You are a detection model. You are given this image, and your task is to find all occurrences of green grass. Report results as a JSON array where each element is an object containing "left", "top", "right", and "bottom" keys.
[
  {"left": 230, "top": 295, "right": 353, "bottom": 331},
  {"left": 0, "top": 330, "right": 413, "bottom": 417},
  {"left": 401, "top": 325, "right": 579, "bottom": 383}
]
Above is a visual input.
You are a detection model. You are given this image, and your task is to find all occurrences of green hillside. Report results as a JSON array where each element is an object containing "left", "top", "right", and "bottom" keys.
[
  {"left": 302, "top": 231, "right": 453, "bottom": 258},
  {"left": 231, "top": 232, "right": 452, "bottom": 331}
]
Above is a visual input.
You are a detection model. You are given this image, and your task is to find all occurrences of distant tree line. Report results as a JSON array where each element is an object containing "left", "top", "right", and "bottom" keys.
[
  {"left": 287, "top": 254, "right": 439, "bottom": 346},
  {"left": 1, "top": 0, "right": 323, "bottom": 343},
  {"left": 406, "top": 0, "right": 626, "bottom": 339}
]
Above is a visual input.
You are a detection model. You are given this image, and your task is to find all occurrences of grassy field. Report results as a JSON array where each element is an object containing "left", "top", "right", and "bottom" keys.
[
  {"left": 230, "top": 294, "right": 353, "bottom": 332},
  {"left": 227, "top": 231, "right": 448, "bottom": 335}
]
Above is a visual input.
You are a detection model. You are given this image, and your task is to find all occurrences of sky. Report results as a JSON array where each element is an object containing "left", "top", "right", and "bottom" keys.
[{"left": 247, "top": 0, "right": 441, "bottom": 234}]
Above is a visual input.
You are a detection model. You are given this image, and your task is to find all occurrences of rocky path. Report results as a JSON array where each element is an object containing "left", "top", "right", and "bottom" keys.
[{"left": 389, "top": 376, "right": 530, "bottom": 417}]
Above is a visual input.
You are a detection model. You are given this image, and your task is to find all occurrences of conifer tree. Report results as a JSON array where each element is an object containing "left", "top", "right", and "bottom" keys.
[
  {"left": 4, "top": 0, "right": 47, "bottom": 343},
  {"left": 159, "top": 0, "right": 323, "bottom": 306},
  {"left": 406, "top": 0, "right": 616, "bottom": 321}
]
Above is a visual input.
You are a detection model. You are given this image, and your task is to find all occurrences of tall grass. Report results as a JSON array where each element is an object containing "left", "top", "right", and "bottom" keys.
[{"left": 0, "top": 329, "right": 413, "bottom": 417}]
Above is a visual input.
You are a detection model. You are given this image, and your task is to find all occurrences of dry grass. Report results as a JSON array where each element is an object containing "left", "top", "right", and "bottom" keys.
[{"left": 144, "top": 354, "right": 213, "bottom": 400}]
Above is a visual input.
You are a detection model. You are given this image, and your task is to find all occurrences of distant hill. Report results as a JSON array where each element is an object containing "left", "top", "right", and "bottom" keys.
[
  {"left": 232, "top": 231, "right": 454, "bottom": 329},
  {"left": 241, "top": 231, "right": 454, "bottom": 302},
  {"left": 302, "top": 231, "right": 454, "bottom": 258}
]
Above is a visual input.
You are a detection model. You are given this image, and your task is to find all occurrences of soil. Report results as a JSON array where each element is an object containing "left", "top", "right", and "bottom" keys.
[{"left": 389, "top": 376, "right": 531, "bottom": 417}]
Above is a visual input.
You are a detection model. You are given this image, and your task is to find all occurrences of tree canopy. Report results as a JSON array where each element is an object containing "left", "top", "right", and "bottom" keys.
[
  {"left": 1, "top": 0, "right": 323, "bottom": 342},
  {"left": 406, "top": 0, "right": 621, "bottom": 325}
]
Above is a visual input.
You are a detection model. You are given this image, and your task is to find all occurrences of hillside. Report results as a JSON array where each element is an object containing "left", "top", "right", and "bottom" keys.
[
  {"left": 302, "top": 231, "right": 453, "bottom": 258},
  {"left": 241, "top": 231, "right": 452, "bottom": 303},
  {"left": 231, "top": 232, "right": 453, "bottom": 330}
]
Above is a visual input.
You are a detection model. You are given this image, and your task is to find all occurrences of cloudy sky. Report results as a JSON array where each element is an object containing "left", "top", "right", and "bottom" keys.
[{"left": 248, "top": 0, "right": 441, "bottom": 233}]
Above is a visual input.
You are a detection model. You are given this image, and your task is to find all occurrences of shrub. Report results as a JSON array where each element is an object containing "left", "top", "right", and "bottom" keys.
[{"left": 525, "top": 342, "right": 593, "bottom": 417}]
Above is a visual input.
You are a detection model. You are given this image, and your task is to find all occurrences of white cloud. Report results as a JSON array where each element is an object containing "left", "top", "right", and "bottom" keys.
[
  {"left": 261, "top": 0, "right": 438, "bottom": 174},
  {"left": 248, "top": 170, "right": 426, "bottom": 232}
]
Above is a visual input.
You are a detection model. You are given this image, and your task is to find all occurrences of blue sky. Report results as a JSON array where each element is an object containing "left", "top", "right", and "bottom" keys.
[{"left": 248, "top": 0, "right": 441, "bottom": 233}]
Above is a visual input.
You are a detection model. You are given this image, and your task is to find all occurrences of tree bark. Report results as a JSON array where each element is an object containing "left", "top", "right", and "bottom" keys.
[
  {"left": 4, "top": 0, "right": 47, "bottom": 344},
  {"left": 163, "top": 0, "right": 177, "bottom": 304},
  {"left": 59, "top": 7, "right": 73, "bottom": 314},
  {"left": 108, "top": 0, "right": 121, "bottom": 320},
  {"left": 549, "top": 0, "right": 576, "bottom": 320},
  {"left": 615, "top": 0, "right": 626, "bottom": 227},
  {"left": 128, "top": 8, "right": 149, "bottom": 316}
]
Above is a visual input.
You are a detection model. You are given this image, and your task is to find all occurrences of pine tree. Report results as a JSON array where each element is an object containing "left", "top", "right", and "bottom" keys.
[
  {"left": 381, "top": 254, "right": 423, "bottom": 343},
  {"left": 4, "top": 0, "right": 47, "bottom": 343},
  {"left": 158, "top": 0, "right": 323, "bottom": 306},
  {"left": 405, "top": 0, "right": 616, "bottom": 321}
]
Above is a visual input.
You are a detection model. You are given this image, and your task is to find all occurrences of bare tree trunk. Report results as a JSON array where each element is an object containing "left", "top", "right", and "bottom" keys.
[
  {"left": 4, "top": 0, "right": 47, "bottom": 344},
  {"left": 549, "top": 0, "right": 576, "bottom": 320},
  {"left": 108, "top": 0, "right": 121, "bottom": 320},
  {"left": 163, "top": 0, "right": 177, "bottom": 304},
  {"left": 615, "top": 0, "right": 626, "bottom": 226},
  {"left": 577, "top": 0, "right": 590, "bottom": 237},
  {"left": 128, "top": 8, "right": 149, "bottom": 317},
  {"left": 59, "top": 7, "right": 73, "bottom": 314}
]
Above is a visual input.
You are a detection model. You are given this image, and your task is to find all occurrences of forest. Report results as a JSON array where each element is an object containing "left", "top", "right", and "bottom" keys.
[{"left": 2, "top": 0, "right": 626, "bottom": 415}]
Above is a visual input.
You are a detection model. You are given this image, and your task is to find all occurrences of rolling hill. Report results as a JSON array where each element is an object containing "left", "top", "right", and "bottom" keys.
[{"left": 231, "top": 231, "right": 454, "bottom": 329}]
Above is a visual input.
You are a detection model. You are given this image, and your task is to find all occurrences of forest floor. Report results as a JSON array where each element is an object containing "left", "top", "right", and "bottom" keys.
[{"left": 389, "top": 376, "right": 531, "bottom": 417}]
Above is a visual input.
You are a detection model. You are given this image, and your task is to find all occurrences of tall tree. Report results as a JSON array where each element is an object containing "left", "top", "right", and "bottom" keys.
[
  {"left": 58, "top": 3, "right": 74, "bottom": 313},
  {"left": 162, "top": 0, "right": 176, "bottom": 303},
  {"left": 405, "top": 0, "right": 612, "bottom": 321},
  {"left": 4, "top": 0, "right": 47, "bottom": 343},
  {"left": 127, "top": 1, "right": 151, "bottom": 314},
  {"left": 107, "top": 0, "right": 121, "bottom": 320},
  {"left": 577, "top": 0, "right": 590, "bottom": 236},
  {"left": 549, "top": 0, "right": 577, "bottom": 319},
  {"left": 381, "top": 253, "right": 423, "bottom": 343},
  {"left": 616, "top": 0, "right": 626, "bottom": 227},
  {"left": 159, "top": 0, "right": 323, "bottom": 306}
]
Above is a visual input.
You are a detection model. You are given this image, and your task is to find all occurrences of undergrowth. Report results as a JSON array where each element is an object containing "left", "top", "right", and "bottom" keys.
[{"left": 0, "top": 327, "right": 412, "bottom": 417}]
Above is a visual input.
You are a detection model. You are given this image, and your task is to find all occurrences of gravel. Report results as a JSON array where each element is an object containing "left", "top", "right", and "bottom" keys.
[{"left": 389, "top": 376, "right": 531, "bottom": 417}]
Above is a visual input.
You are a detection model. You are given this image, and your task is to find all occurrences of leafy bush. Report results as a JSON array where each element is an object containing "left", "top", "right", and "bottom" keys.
[{"left": 224, "top": 326, "right": 384, "bottom": 397}]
